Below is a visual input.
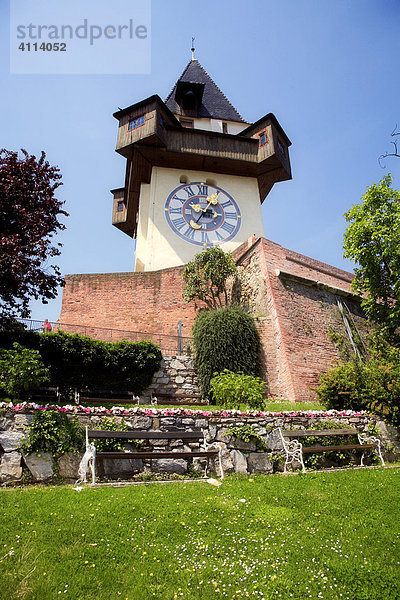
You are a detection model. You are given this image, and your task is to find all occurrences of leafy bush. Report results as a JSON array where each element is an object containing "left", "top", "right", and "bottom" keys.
[
  {"left": 183, "top": 246, "right": 237, "bottom": 309},
  {"left": 301, "top": 421, "right": 359, "bottom": 469},
  {"left": 193, "top": 305, "right": 261, "bottom": 400},
  {"left": 0, "top": 330, "right": 162, "bottom": 397},
  {"left": 20, "top": 410, "right": 85, "bottom": 457},
  {"left": 317, "top": 336, "right": 400, "bottom": 427},
  {"left": 210, "top": 369, "right": 266, "bottom": 410},
  {"left": 316, "top": 359, "right": 367, "bottom": 412},
  {"left": 92, "top": 417, "right": 130, "bottom": 452},
  {"left": 0, "top": 342, "right": 49, "bottom": 398},
  {"left": 227, "top": 423, "right": 268, "bottom": 449}
]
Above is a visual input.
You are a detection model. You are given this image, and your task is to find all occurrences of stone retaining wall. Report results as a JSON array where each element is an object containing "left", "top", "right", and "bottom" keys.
[
  {"left": 0, "top": 407, "right": 399, "bottom": 483},
  {"left": 143, "top": 355, "right": 202, "bottom": 402}
]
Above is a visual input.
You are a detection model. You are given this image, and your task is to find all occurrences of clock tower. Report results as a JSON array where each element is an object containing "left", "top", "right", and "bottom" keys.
[{"left": 111, "top": 55, "right": 292, "bottom": 271}]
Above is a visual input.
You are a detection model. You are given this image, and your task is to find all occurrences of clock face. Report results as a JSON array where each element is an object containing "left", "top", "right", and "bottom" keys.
[{"left": 164, "top": 182, "right": 241, "bottom": 247}]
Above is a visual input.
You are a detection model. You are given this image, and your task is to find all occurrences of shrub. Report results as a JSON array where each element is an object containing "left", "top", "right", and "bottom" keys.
[
  {"left": 20, "top": 410, "right": 85, "bottom": 457},
  {"left": 316, "top": 336, "right": 400, "bottom": 427},
  {"left": 316, "top": 359, "right": 367, "bottom": 412},
  {"left": 210, "top": 370, "right": 266, "bottom": 410},
  {"left": 92, "top": 417, "right": 130, "bottom": 452},
  {"left": 1, "top": 330, "right": 162, "bottom": 398},
  {"left": 192, "top": 305, "right": 261, "bottom": 400},
  {"left": 0, "top": 342, "right": 49, "bottom": 398}
]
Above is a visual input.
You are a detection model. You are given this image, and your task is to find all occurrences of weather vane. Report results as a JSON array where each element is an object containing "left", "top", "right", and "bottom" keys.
[{"left": 191, "top": 37, "right": 195, "bottom": 60}]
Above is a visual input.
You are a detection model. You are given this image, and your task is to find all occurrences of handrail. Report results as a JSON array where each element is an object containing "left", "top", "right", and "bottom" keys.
[{"left": 16, "top": 319, "right": 193, "bottom": 356}]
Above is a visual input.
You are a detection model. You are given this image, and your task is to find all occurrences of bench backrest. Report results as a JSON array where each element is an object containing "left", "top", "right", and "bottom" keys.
[
  {"left": 282, "top": 428, "right": 358, "bottom": 438},
  {"left": 87, "top": 429, "right": 204, "bottom": 440}
]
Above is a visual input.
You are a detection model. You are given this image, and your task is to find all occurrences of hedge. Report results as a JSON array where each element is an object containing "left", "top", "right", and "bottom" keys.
[{"left": 0, "top": 329, "right": 162, "bottom": 397}]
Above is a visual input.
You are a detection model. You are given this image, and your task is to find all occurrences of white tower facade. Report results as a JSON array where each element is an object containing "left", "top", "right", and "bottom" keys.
[{"left": 112, "top": 58, "right": 292, "bottom": 271}]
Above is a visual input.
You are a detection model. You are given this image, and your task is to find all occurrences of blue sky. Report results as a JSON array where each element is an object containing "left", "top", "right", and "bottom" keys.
[{"left": 1, "top": 0, "right": 399, "bottom": 323}]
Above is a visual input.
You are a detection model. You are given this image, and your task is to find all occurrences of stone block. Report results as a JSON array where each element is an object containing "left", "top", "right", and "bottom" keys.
[
  {"left": 102, "top": 458, "right": 143, "bottom": 477},
  {"left": 169, "top": 359, "right": 185, "bottom": 370},
  {"left": 160, "top": 418, "right": 176, "bottom": 426},
  {"left": 151, "top": 458, "right": 187, "bottom": 473},
  {"left": 57, "top": 453, "right": 83, "bottom": 479},
  {"left": 0, "top": 451, "right": 22, "bottom": 482},
  {"left": 0, "top": 431, "right": 26, "bottom": 452},
  {"left": 181, "top": 418, "right": 195, "bottom": 425},
  {"left": 24, "top": 452, "right": 54, "bottom": 481},
  {"left": 229, "top": 438, "right": 257, "bottom": 452},
  {"left": 264, "top": 429, "right": 284, "bottom": 451},
  {"left": 195, "top": 419, "right": 208, "bottom": 429},
  {"left": 247, "top": 453, "right": 273, "bottom": 474},
  {"left": 212, "top": 442, "right": 234, "bottom": 473},
  {"left": 232, "top": 450, "right": 248, "bottom": 474},
  {"left": 130, "top": 416, "right": 152, "bottom": 429},
  {"left": 14, "top": 413, "right": 34, "bottom": 427},
  {"left": 216, "top": 428, "right": 230, "bottom": 443}
]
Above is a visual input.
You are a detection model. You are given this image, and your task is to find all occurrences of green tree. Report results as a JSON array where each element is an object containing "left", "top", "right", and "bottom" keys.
[
  {"left": 0, "top": 149, "right": 67, "bottom": 323},
  {"left": 0, "top": 342, "right": 49, "bottom": 398},
  {"left": 343, "top": 175, "right": 400, "bottom": 337},
  {"left": 183, "top": 246, "right": 237, "bottom": 309},
  {"left": 192, "top": 305, "right": 261, "bottom": 400}
]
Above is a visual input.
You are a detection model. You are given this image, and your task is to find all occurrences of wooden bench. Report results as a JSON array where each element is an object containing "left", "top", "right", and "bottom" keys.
[
  {"left": 84, "top": 427, "right": 223, "bottom": 483},
  {"left": 152, "top": 392, "right": 208, "bottom": 406},
  {"left": 275, "top": 427, "right": 384, "bottom": 472},
  {"left": 27, "top": 386, "right": 60, "bottom": 403},
  {"left": 75, "top": 389, "right": 137, "bottom": 405}
]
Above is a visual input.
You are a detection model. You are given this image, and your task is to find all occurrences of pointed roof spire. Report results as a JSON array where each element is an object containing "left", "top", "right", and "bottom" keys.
[
  {"left": 191, "top": 37, "right": 195, "bottom": 61},
  {"left": 165, "top": 59, "right": 246, "bottom": 123}
]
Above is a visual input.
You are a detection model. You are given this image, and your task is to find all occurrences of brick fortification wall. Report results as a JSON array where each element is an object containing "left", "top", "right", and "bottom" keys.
[{"left": 59, "top": 237, "right": 367, "bottom": 402}]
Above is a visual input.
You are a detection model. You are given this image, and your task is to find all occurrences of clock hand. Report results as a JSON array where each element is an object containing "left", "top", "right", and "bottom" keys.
[
  {"left": 195, "top": 193, "right": 219, "bottom": 223},
  {"left": 189, "top": 219, "right": 202, "bottom": 230}
]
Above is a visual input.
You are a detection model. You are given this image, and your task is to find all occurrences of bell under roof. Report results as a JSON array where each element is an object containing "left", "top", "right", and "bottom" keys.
[{"left": 165, "top": 59, "right": 246, "bottom": 124}]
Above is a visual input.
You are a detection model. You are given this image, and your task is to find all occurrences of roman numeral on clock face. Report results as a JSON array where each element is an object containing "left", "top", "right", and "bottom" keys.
[
  {"left": 196, "top": 184, "right": 208, "bottom": 196},
  {"left": 184, "top": 186, "right": 195, "bottom": 197},
  {"left": 172, "top": 217, "right": 186, "bottom": 230},
  {"left": 171, "top": 194, "right": 185, "bottom": 204},
  {"left": 169, "top": 207, "right": 182, "bottom": 214},
  {"left": 183, "top": 226, "right": 196, "bottom": 240},
  {"left": 221, "top": 221, "right": 235, "bottom": 234}
]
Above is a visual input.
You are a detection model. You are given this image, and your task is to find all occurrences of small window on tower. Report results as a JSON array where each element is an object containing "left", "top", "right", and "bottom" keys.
[
  {"left": 180, "top": 118, "right": 194, "bottom": 129},
  {"left": 116, "top": 201, "right": 124, "bottom": 212},
  {"left": 222, "top": 122, "right": 228, "bottom": 134},
  {"left": 128, "top": 114, "right": 145, "bottom": 131},
  {"left": 259, "top": 131, "right": 267, "bottom": 146}
]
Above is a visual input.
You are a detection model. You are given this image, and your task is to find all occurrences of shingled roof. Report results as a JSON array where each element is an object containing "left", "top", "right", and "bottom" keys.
[{"left": 165, "top": 59, "right": 246, "bottom": 123}]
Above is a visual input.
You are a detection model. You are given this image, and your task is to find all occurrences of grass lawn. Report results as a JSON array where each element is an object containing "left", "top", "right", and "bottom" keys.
[{"left": 0, "top": 468, "right": 399, "bottom": 600}]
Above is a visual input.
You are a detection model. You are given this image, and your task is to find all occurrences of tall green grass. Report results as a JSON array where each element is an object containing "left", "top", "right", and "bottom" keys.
[{"left": 0, "top": 468, "right": 399, "bottom": 599}]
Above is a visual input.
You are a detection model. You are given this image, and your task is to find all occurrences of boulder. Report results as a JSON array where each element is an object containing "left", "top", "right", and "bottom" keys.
[
  {"left": 0, "top": 431, "right": 26, "bottom": 453},
  {"left": 247, "top": 453, "right": 273, "bottom": 474},
  {"left": 102, "top": 458, "right": 143, "bottom": 477},
  {"left": 151, "top": 458, "right": 187, "bottom": 473},
  {"left": 57, "top": 453, "right": 83, "bottom": 479},
  {"left": 0, "top": 452, "right": 22, "bottom": 482},
  {"left": 24, "top": 452, "right": 53, "bottom": 481},
  {"left": 212, "top": 442, "right": 234, "bottom": 473},
  {"left": 264, "top": 429, "right": 284, "bottom": 451},
  {"left": 229, "top": 438, "right": 257, "bottom": 452},
  {"left": 232, "top": 450, "right": 248, "bottom": 474}
]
